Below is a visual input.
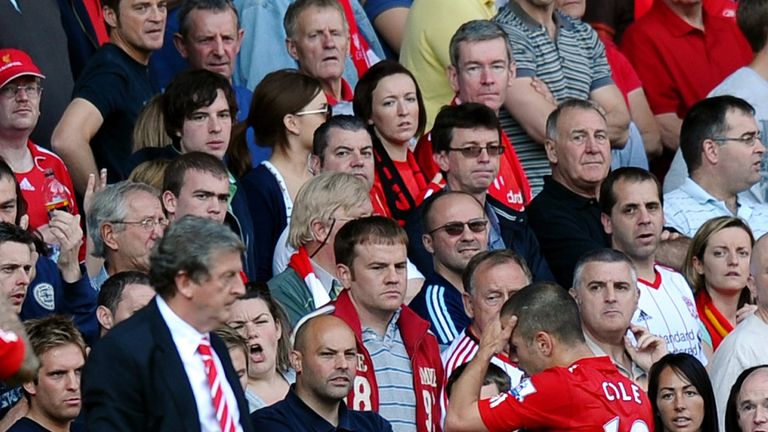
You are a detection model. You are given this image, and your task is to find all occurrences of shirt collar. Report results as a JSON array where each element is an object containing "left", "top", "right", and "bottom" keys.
[
  {"left": 325, "top": 79, "right": 354, "bottom": 106},
  {"left": 583, "top": 331, "right": 646, "bottom": 380},
  {"left": 651, "top": 0, "right": 706, "bottom": 37},
  {"left": 155, "top": 296, "right": 207, "bottom": 358},
  {"left": 285, "top": 386, "right": 353, "bottom": 431},
  {"left": 507, "top": 1, "right": 573, "bottom": 32},
  {"left": 310, "top": 258, "right": 339, "bottom": 293},
  {"left": 543, "top": 176, "right": 599, "bottom": 209},
  {"left": 362, "top": 308, "right": 402, "bottom": 342}
]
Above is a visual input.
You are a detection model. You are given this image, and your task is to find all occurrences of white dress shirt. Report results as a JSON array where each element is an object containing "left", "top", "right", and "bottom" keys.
[{"left": 156, "top": 296, "right": 243, "bottom": 432}]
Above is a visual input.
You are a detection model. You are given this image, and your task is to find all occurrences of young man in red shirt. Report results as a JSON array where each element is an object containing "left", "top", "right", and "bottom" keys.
[{"left": 445, "top": 281, "right": 653, "bottom": 431}]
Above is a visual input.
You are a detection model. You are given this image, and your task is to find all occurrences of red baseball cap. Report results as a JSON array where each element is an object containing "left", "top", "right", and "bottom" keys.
[{"left": 0, "top": 49, "right": 45, "bottom": 89}]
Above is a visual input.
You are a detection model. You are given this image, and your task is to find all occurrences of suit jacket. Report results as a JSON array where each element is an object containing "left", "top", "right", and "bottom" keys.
[{"left": 82, "top": 299, "right": 254, "bottom": 432}]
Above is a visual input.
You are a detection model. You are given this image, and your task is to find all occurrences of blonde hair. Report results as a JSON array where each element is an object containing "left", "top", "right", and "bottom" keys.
[
  {"left": 132, "top": 95, "right": 170, "bottom": 152},
  {"left": 128, "top": 159, "right": 171, "bottom": 190},
  {"left": 288, "top": 172, "right": 370, "bottom": 248},
  {"left": 683, "top": 216, "right": 755, "bottom": 293}
]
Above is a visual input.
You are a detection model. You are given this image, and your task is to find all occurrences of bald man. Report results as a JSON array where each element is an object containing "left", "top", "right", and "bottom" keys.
[{"left": 251, "top": 315, "right": 392, "bottom": 431}]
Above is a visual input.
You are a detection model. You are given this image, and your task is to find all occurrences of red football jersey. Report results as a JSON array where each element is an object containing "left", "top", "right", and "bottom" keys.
[{"left": 478, "top": 356, "right": 653, "bottom": 432}]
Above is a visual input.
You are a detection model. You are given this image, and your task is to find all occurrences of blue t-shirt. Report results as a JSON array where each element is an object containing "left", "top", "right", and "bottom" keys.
[
  {"left": 73, "top": 43, "right": 156, "bottom": 182},
  {"left": 408, "top": 272, "right": 470, "bottom": 349}
]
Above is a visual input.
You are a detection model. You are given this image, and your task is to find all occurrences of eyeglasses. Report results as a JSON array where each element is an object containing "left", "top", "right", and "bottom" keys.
[
  {"left": 0, "top": 83, "right": 42, "bottom": 99},
  {"left": 447, "top": 145, "right": 504, "bottom": 158},
  {"left": 295, "top": 105, "right": 332, "bottom": 120},
  {"left": 109, "top": 217, "right": 170, "bottom": 231},
  {"left": 429, "top": 219, "right": 488, "bottom": 236},
  {"left": 711, "top": 131, "right": 762, "bottom": 147}
]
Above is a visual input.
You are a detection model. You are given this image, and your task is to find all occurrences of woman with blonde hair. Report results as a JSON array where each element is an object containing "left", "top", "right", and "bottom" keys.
[{"left": 683, "top": 216, "right": 756, "bottom": 351}]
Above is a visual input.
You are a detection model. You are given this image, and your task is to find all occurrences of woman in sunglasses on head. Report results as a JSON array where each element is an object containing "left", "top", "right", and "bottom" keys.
[
  {"left": 353, "top": 60, "right": 429, "bottom": 226},
  {"left": 240, "top": 70, "right": 329, "bottom": 283}
]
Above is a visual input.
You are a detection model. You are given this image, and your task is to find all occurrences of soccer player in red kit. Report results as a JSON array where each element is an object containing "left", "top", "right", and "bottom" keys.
[{"left": 445, "top": 282, "right": 653, "bottom": 432}]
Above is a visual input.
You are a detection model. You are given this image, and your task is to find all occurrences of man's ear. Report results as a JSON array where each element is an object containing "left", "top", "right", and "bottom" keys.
[
  {"left": 422, "top": 233, "right": 435, "bottom": 254},
  {"left": 162, "top": 191, "right": 178, "bottom": 216},
  {"left": 601, "top": 212, "right": 613, "bottom": 236},
  {"left": 286, "top": 38, "right": 300, "bottom": 61},
  {"left": 534, "top": 331, "right": 553, "bottom": 356},
  {"left": 702, "top": 139, "right": 720, "bottom": 165},
  {"left": 569, "top": 287, "right": 579, "bottom": 303},
  {"left": 337, "top": 263, "right": 353, "bottom": 289},
  {"left": 173, "top": 33, "right": 189, "bottom": 58},
  {"left": 309, "top": 155, "right": 322, "bottom": 175},
  {"left": 435, "top": 151, "right": 450, "bottom": 172},
  {"left": 174, "top": 271, "right": 195, "bottom": 299},
  {"left": 447, "top": 65, "right": 460, "bottom": 94},
  {"left": 544, "top": 139, "right": 558, "bottom": 165},
  {"left": 22, "top": 381, "right": 37, "bottom": 397},
  {"left": 103, "top": 5, "right": 118, "bottom": 29},
  {"left": 101, "top": 223, "right": 119, "bottom": 251},
  {"left": 96, "top": 305, "right": 114, "bottom": 331},
  {"left": 462, "top": 292, "right": 474, "bottom": 318},
  {"left": 289, "top": 350, "right": 303, "bottom": 373}
]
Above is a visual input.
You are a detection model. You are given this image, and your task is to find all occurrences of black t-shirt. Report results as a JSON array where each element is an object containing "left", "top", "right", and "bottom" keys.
[
  {"left": 7, "top": 417, "right": 85, "bottom": 432},
  {"left": 72, "top": 43, "right": 156, "bottom": 183}
]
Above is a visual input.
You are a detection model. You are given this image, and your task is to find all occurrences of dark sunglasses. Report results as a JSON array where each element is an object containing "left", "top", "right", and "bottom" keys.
[{"left": 429, "top": 219, "right": 488, "bottom": 236}]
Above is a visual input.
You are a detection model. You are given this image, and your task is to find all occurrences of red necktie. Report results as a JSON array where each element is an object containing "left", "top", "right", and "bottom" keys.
[{"left": 198, "top": 338, "right": 237, "bottom": 432}]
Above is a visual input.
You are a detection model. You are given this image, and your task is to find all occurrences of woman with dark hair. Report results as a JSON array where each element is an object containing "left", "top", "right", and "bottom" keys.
[
  {"left": 683, "top": 216, "right": 756, "bottom": 351},
  {"left": 353, "top": 60, "right": 428, "bottom": 224},
  {"left": 227, "top": 282, "right": 294, "bottom": 413},
  {"left": 648, "top": 353, "right": 718, "bottom": 432},
  {"left": 240, "top": 70, "right": 327, "bottom": 282},
  {"left": 724, "top": 365, "right": 768, "bottom": 432}
]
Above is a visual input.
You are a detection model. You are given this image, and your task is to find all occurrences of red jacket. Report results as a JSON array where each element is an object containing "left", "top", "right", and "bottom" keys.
[{"left": 331, "top": 290, "right": 444, "bottom": 432}]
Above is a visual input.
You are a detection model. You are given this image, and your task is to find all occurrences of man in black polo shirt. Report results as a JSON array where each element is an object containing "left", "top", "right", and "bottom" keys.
[
  {"left": 251, "top": 315, "right": 392, "bottom": 431},
  {"left": 52, "top": 0, "right": 167, "bottom": 192},
  {"left": 526, "top": 99, "right": 611, "bottom": 287}
]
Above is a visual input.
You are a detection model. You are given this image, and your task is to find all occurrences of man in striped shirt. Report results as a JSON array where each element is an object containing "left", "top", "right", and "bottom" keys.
[{"left": 493, "top": 0, "right": 629, "bottom": 194}]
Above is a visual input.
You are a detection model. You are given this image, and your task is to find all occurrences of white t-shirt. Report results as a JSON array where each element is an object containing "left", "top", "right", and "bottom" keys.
[{"left": 632, "top": 264, "right": 708, "bottom": 366}]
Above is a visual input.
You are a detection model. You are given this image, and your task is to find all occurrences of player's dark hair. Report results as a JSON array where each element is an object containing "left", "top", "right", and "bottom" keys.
[
  {"left": 162, "top": 152, "right": 229, "bottom": 197},
  {"left": 737, "top": 0, "right": 768, "bottom": 53},
  {"left": 648, "top": 353, "right": 718, "bottom": 432},
  {"left": 500, "top": 281, "right": 585, "bottom": 346},
  {"left": 312, "top": 115, "right": 369, "bottom": 162}
]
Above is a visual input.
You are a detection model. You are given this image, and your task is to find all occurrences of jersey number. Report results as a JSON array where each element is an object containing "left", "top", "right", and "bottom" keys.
[
  {"left": 353, "top": 376, "right": 373, "bottom": 411},
  {"left": 422, "top": 390, "right": 434, "bottom": 431},
  {"left": 603, "top": 417, "right": 650, "bottom": 432}
]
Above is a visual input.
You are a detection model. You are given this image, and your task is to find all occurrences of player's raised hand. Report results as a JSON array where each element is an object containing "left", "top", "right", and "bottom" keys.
[
  {"left": 479, "top": 315, "right": 517, "bottom": 360},
  {"left": 624, "top": 324, "right": 668, "bottom": 372}
]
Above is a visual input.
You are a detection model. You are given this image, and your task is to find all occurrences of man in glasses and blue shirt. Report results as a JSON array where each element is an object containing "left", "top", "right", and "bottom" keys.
[
  {"left": 663, "top": 95, "right": 768, "bottom": 238},
  {"left": 405, "top": 103, "right": 552, "bottom": 286}
]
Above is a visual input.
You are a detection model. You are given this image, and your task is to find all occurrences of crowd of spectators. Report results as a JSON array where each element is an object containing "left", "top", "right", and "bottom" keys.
[{"left": 2, "top": 0, "right": 768, "bottom": 431}]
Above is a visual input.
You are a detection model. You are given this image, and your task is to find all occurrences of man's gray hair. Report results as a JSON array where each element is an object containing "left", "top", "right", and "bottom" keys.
[
  {"left": 449, "top": 20, "right": 514, "bottom": 68},
  {"left": 150, "top": 215, "right": 244, "bottom": 299},
  {"left": 572, "top": 248, "right": 637, "bottom": 290},
  {"left": 87, "top": 181, "right": 160, "bottom": 259}
]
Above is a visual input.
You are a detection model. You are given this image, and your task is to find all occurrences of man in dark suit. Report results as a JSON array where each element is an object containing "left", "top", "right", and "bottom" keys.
[{"left": 82, "top": 216, "right": 253, "bottom": 432}]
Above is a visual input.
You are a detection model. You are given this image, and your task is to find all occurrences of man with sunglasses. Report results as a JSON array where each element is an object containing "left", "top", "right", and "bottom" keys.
[
  {"left": 409, "top": 191, "right": 488, "bottom": 349},
  {"left": 86, "top": 181, "right": 167, "bottom": 290},
  {"left": 405, "top": 103, "right": 552, "bottom": 283},
  {"left": 663, "top": 95, "right": 768, "bottom": 238}
]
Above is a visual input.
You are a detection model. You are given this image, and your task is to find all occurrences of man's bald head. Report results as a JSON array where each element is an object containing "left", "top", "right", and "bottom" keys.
[{"left": 293, "top": 315, "right": 355, "bottom": 353}]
